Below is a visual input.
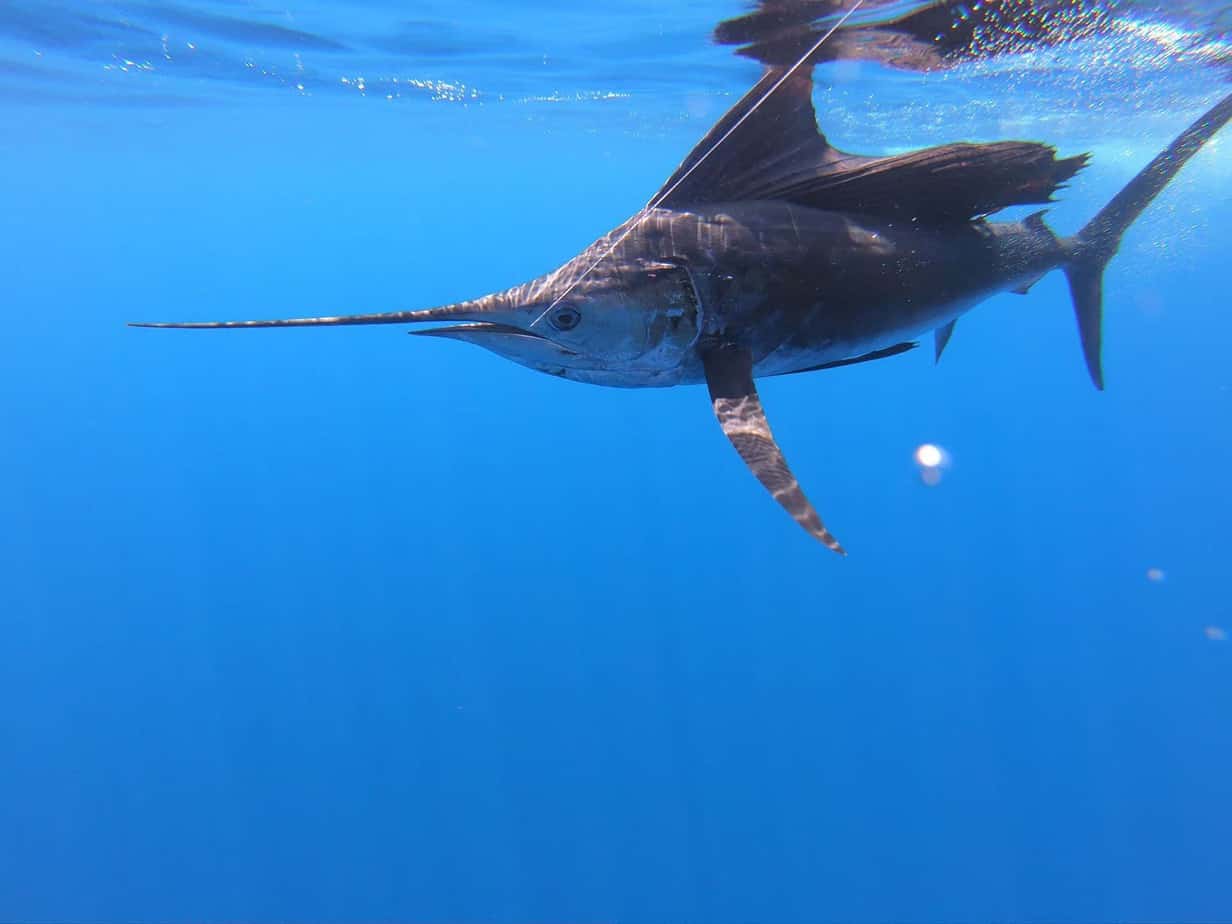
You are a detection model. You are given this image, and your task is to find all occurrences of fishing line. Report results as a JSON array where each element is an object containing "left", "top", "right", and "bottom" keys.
[{"left": 528, "top": 0, "right": 870, "bottom": 331}]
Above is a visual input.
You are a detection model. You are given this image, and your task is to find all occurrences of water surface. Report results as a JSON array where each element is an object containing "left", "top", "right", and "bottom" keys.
[{"left": 2, "top": 2, "right": 1230, "bottom": 922}]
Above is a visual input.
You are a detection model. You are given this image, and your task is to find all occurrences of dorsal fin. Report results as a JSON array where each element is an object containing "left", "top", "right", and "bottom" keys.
[
  {"left": 652, "top": 66, "right": 843, "bottom": 209},
  {"left": 655, "top": 65, "right": 1088, "bottom": 220},
  {"left": 774, "top": 142, "right": 1088, "bottom": 221}
]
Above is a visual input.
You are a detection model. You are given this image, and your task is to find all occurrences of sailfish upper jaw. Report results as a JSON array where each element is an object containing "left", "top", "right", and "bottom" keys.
[{"left": 127, "top": 286, "right": 532, "bottom": 332}]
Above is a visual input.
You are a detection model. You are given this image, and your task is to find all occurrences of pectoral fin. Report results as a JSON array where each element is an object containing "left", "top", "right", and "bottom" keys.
[{"left": 701, "top": 344, "right": 846, "bottom": 556}]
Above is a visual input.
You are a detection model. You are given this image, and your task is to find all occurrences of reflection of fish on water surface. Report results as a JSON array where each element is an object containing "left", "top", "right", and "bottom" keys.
[
  {"left": 2, "top": 0, "right": 1227, "bottom": 107},
  {"left": 714, "top": 0, "right": 1232, "bottom": 73},
  {"left": 130, "top": 0, "right": 1232, "bottom": 555}
]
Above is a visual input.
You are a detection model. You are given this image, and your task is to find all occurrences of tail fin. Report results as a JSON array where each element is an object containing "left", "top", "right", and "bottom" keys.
[{"left": 1065, "top": 93, "right": 1232, "bottom": 389}]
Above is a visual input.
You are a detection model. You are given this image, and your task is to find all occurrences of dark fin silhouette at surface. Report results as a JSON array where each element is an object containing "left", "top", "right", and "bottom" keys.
[
  {"left": 1064, "top": 92, "right": 1232, "bottom": 389},
  {"left": 702, "top": 342, "right": 846, "bottom": 555},
  {"left": 655, "top": 62, "right": 1088, "bottom": 221},
  {"left": 934, "top": 321, "right": 956, "bottom": 363}
]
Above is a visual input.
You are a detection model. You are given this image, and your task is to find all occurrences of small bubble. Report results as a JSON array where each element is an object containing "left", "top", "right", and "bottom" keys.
[
  {"left": 1147, "top": 568, "right": 1166, "bottom": 582},
  {"left": 1205, "top": 626, "right": 1227, "bottom": 642}
]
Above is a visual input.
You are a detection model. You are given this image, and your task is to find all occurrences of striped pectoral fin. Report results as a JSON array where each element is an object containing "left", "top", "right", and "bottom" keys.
[{"left": 701, "top": 344, "right": 846, "bottom": 556}]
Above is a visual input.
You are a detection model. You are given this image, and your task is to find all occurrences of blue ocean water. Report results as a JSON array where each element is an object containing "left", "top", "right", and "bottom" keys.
[{"left": 2, "top": 2, "right": 1230, "bottom": 921}]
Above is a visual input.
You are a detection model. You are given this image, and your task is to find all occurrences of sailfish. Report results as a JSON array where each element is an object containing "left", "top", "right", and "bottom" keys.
[{"left": 132, "top": 5, "right": 1232, "bottom": 554}]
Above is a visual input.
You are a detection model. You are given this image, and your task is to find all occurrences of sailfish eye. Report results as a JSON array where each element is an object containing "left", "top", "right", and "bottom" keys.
[{"left": 549, "top": 306, "right": 581, "bottom": 331}]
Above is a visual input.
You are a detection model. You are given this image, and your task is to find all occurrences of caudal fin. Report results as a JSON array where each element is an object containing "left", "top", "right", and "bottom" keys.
[{"left": 1065, "top": 93, "right": 1232, "bottom": 389}]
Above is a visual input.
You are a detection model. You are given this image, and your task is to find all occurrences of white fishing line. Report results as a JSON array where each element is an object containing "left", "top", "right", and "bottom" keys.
[{"left": 529, "top": 0, "right": 870, "bottom": 331}]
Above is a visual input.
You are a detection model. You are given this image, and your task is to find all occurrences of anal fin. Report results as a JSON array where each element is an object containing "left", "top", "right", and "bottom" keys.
[
  {"left": 934, "top": 321, "right": 957, "bottom": 363},
  {"left": 701, "top": 344, "right": 845, "bottom": 555}
]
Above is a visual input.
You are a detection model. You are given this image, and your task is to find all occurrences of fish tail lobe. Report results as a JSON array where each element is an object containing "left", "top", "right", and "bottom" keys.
[{"left": 1063, "top": 92, "right": 1232, "bottom": 390}]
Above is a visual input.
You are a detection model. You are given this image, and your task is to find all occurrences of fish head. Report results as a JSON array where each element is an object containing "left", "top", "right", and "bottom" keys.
[{"left": 414, "top": 260, "right": 703, "bottom": 386}]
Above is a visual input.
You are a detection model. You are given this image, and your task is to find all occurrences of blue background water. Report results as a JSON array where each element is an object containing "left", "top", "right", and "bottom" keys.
[{"left": 2, "top": 2, "right": 1230, "bottom": 921}]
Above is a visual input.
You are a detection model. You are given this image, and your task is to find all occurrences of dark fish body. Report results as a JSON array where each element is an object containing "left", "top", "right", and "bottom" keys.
[
  {"left": 550, "top": 202, "right": 1065, "bottom": 387},
  {"left": 131, "top": 12, "right": 1232, "bottom": 554}
]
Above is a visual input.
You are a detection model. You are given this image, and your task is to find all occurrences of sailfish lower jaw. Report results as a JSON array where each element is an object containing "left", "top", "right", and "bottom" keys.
[
  {"left": 410, "top": 321, "right": 587, "bottom": 374},
  {"left": 412, "top": 322, "right": 692, "bottom": 387},
  {"left": 412, "top": 321, "right": 578, "bottom": 354}
]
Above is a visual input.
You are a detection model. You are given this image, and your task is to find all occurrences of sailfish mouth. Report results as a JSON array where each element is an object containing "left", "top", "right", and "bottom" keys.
[
  {"left": 409, "top": 320, "right": 595, "bottom": 374},
  {"left": 410, "top": 321, "right": 580, "bottom": 355}
]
